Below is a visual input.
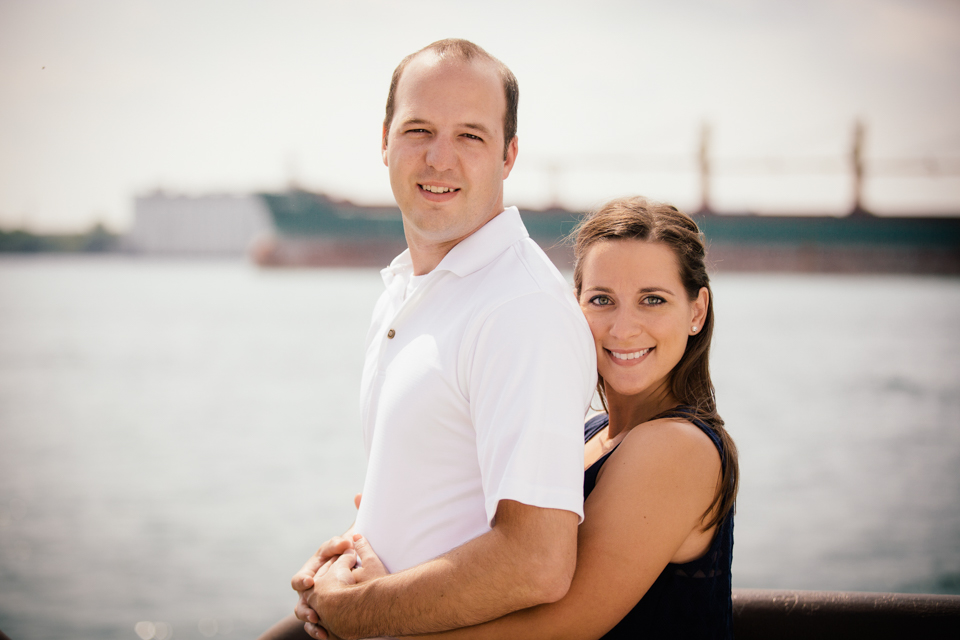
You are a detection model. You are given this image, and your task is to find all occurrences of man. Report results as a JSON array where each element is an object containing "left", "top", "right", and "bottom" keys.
[{"left": 260, "top": 39, "right": 595, "bottom": 640}]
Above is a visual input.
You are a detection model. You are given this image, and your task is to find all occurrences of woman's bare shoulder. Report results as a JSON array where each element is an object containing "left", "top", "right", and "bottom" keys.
[{"left": 614, "top": 416, "right": 721, "bottom": 479}]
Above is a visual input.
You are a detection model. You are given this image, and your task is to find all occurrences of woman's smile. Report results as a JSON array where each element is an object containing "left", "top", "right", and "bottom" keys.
[{"left": 607, "top": 347, "right": 653, "bottom": 364}]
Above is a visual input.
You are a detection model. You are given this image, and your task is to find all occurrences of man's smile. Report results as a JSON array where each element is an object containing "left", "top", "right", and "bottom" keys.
[{"left": 419, "top": 184, "right": 460, "bottom": 194}]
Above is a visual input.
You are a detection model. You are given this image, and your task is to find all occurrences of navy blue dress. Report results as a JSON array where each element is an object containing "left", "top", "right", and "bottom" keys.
[{"left": 583, "top": 409, "right": 734, "bottom": 639}]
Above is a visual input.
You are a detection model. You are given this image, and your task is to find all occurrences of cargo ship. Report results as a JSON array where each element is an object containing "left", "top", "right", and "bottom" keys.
[{"left": 250, "top": 189, "right": 960, "bottom": 274}]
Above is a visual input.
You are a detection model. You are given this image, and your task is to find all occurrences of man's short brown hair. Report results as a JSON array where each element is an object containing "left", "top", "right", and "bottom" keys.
[{"left": 383, "top": 39, "right": 519, "bottom": 159}]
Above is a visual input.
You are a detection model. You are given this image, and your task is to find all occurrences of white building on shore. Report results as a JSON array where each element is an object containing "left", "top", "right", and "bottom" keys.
[{"left": 127, "top": 192, "right": 272, "bottom": 256}]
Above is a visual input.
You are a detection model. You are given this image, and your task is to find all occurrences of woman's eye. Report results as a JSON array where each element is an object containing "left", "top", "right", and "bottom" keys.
[
  {"left": 643, "top": 295, "right": 665, "bottom": 306},
  {"left": 590, "top": 295, "right": 613, "bottom": 306}
]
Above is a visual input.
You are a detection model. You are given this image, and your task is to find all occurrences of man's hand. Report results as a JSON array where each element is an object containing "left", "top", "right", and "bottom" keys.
[
  {"left": 301, "top": 501, "right": 577, "bottom": 639},
  {"left": 294, "top": 557, "right": 335, "bottom": 626},
  {"left": 305, "top": 550, "right": 358, "bottom": 639},
  {"left": 292, "top": 533, "right": 357, "bottom": 629},
  {"left": 303, "top": 535, "right": 389, "bottom": 640},
  {"left": 294, "top": 497, "right": 365, "bottom": 637}
]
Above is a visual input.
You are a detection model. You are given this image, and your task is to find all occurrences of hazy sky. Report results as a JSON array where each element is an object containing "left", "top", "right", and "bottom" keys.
[{"left": 2, "top": 0, "right": 959, "bottom": 232}]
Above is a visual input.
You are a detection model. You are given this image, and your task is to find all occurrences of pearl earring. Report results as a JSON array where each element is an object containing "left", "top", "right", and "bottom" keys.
[{"left": 692, "top": 326, "right": 698, "bottom": 333}]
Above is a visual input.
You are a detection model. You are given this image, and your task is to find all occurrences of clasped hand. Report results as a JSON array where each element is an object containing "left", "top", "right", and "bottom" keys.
[{"left": 291, "top": 533, "right": 388, "bottom": 640}]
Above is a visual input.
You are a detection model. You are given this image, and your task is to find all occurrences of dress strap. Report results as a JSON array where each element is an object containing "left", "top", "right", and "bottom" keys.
[{"left": 583, "top": 413, "right": 609, "bottom": 443}]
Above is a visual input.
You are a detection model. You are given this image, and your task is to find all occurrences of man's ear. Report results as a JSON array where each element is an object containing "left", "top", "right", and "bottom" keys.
[
  {"left": 502, "top": 135, "right": 519, "bottom": 179},
  {"left": 381, "top": 125, "right": 389, "bottom": 166}
]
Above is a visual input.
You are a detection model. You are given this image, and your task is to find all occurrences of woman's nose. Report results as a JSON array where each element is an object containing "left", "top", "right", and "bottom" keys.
[{"left": 608, "top": 309, "right": 642, "bottom": 340}]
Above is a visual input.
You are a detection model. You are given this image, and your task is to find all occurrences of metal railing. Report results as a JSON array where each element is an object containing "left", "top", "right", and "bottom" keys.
[{"left": 732, "top": 588, "right": 960, "bottom": 639}]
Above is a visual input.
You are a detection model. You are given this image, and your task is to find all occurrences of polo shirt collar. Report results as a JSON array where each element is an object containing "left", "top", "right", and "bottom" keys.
[
  {"left": 435, "top": 207, "right": 528, "bottom": 278},
  {"left": 380, "top": 248, "right": 413, "bottom": 290},
  {"left": 379, "top": 207, "right": 529, "bottom": 287}
]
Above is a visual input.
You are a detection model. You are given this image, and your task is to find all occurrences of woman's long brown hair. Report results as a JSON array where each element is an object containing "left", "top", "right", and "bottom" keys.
[{"left": 572, "top": 196, "right": 739, "bottom": 530}]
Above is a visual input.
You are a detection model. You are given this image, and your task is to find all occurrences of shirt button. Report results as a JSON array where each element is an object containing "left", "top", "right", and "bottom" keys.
[{"left": 387, "top": 329, "right": 396, "bottom": 339}]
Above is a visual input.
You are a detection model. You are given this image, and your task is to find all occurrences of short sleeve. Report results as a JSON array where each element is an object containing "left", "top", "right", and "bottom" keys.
[{"left": 464, "top": 291, "right": 597, "bottom": 525}]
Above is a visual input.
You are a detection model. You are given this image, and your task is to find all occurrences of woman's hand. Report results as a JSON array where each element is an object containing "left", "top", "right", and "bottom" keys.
[
  {"left": 292, "top": 536, "right": 356, "bottom": 594},
  {"left": 351, "top": 533, "right": 389, "bottom": 583}
]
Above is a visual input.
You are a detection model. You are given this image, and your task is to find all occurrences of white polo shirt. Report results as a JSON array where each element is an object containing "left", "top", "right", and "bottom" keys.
[{"left": 352, "top": 207, "right": 597, "bottom": 573}]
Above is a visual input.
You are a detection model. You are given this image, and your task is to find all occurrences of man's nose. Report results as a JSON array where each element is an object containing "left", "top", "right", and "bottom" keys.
[{"left": 425, "top": 135, "right": 457, "bottom": 172}]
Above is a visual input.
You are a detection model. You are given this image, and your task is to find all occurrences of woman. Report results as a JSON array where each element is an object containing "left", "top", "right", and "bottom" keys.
[{"left": 317, "top": 196, "right": 739, "bottom": 639}]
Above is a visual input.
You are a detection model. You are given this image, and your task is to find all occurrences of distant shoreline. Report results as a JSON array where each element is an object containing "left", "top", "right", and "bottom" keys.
[{"left": 0, "top": 224, "right": 119, "bottom": 253}]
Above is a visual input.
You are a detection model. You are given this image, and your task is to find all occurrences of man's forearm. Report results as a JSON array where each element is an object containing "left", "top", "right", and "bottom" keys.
[{"left": 314, "top": 502, "right": 578, "bottom": 639}]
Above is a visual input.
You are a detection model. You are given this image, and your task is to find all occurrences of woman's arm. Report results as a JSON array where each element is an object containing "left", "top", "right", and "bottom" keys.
[{"left": 424, "top": 417, "right": 722, "bottom": 640}]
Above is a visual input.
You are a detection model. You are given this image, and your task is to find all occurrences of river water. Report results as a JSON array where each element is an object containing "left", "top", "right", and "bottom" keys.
[{"left": 1, "top": 256, "right": 958, "bottom": 640}]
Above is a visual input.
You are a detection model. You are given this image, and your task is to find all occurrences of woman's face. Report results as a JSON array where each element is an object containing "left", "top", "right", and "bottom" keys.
[{"left": 578, "top": 239, "right": 708, "bottom": 401}]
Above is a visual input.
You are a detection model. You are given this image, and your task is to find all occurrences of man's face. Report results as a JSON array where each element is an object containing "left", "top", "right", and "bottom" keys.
[{"left": 382, "top": 53, "right": 518, "bottom": 253}]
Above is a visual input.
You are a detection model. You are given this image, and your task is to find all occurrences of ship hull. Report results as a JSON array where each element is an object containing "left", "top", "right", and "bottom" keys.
[{"left": 254, "top": 191, "right": 960, "bottom": 273}]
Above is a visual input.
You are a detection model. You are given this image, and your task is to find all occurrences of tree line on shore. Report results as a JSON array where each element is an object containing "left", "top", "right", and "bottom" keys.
[{"left": 0, "top": 224, "right": 119, "bottom": 253}]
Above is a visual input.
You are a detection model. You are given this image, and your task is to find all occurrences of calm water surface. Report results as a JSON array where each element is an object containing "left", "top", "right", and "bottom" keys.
[{"left": 1, "top": 257, "right": 958, "bottom": 639}]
